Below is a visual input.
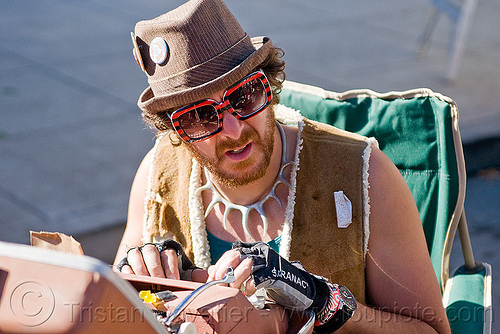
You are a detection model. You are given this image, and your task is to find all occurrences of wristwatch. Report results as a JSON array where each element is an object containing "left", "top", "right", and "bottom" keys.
[{"left": 315, "top": 284, "right": 357, "bottom": 333}]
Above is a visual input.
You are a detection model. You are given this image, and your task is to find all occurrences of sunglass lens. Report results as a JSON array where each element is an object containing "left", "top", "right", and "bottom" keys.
[
  {"left": 228, "top": 78, "right": 266, "bottom": 118},
  {"left": 178, "top": 105, "right": 219, "bottom": 140}
]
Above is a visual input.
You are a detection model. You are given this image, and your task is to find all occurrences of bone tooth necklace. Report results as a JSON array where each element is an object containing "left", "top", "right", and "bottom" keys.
[{"left": 195, "top": 122, "right": 296, "bottom": 239}]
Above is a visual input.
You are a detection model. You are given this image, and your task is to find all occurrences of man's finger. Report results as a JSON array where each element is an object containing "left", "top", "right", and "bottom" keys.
[
  {"left": 127, "top": 248, "right": 149, "bottom": 276},
  {"left": 230, "top": 257, "right": 253, "bottom": 289},
  {"left": 161, "top": 249, "right": 180, "bottom": 280},
  {"left": 209, "top": 249, "right": 241, "bottom": 282},
  {"left": 120, "top": 264, "right": 135, "bottom": 275},
  {"left": 141, "top": 244, "right": 166, "bottom": 278},
  {"left": 244, "top": 277, "right": 257, "bottom": 296}
]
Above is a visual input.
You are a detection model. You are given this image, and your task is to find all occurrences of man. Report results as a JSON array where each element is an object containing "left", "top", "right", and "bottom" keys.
[{"left": 115, "top": 0, "right": 451, "bottom": 332}]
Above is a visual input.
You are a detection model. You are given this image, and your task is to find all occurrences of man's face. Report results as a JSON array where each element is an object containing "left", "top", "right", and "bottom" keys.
[{"left": 184, "top": 95, "right": 276, "bottom": 188}]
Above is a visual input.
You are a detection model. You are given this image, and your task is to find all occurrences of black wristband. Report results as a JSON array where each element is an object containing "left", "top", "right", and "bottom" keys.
[
  {"left": 234, "top": 241, "right": 332, "bottom": 312},
  {"left": 308, "top": 275, "right": 329, "bottom": 313}
]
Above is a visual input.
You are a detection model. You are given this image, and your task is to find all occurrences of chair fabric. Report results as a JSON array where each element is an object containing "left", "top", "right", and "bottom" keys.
[{"left": 279, "top": 81, "right": 463, "bottom": 287}]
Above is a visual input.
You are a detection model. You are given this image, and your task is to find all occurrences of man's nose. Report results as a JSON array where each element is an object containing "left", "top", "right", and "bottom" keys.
[{"left": 220, "top": 108, "right": 244, "bottom": 140}]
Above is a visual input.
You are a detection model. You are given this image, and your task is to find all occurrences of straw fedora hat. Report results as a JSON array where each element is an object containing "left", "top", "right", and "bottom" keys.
[{"left": 132, "top": 0, "right": 273, "bottom": 113}]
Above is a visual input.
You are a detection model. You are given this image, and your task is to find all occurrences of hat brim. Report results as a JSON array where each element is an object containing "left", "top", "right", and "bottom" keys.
[{"left": 138, "top": 36, "right": 273, "bottom": 113}]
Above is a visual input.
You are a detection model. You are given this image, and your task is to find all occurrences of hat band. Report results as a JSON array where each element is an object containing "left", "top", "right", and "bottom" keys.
[{"left": 149, "top": 33, "right": 252, "bottom": 85}]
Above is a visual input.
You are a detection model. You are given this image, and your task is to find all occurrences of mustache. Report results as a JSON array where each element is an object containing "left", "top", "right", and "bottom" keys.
[{"left": 215, "top": 128, "right": 259, "bottom": 157}]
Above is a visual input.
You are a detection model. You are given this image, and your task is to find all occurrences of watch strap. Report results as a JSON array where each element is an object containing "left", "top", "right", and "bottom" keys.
[{"left": 314, "top": 284, "right": 356, "bottom": 333}]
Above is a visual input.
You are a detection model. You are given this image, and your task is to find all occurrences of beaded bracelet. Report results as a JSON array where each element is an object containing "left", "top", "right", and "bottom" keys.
[{"left": 315, "top": 283, "right": 342, "bottom": 326}]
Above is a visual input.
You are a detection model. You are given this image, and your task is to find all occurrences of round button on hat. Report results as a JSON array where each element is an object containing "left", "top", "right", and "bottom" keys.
[{"left": 149, "top": 37, "right": 169, "bottom": 65}]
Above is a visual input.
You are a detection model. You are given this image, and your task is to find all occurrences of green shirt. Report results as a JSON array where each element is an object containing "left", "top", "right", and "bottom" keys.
[{"left": 206, "top": 230, "right": 282, "bottom": 265}]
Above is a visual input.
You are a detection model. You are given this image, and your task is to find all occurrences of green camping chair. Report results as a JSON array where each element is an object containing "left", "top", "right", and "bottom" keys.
[{"left": 279, "top": 81, "right": 492, "bottom": 334}]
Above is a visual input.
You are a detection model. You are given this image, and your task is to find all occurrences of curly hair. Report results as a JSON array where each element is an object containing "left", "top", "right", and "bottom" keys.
[{"left": 141, "top": 45, "right": 286, "bottom": 132}]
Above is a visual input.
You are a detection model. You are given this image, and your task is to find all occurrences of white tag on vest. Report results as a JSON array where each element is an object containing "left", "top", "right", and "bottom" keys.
[{"left": 334, "top": 191, "right": 352, "bottom": 228}]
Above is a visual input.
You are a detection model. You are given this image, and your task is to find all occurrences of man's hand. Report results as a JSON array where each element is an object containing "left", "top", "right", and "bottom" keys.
[
  {"left": 206, "top": 248, "right": 256, "bottom": 295},
  {"left": 233, "top": 241, "right": 329, "bottom": 312},
  {"left": 116, "top": 239, "right": 203, "bottom": 281}
]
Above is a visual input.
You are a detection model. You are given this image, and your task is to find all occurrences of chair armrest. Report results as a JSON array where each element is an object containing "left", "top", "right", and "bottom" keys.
[{"left": 443, "top": 262, "right": 492, "bottom": 334}]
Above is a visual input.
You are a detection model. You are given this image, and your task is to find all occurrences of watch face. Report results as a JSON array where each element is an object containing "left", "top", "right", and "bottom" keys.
[{"left": 339, "top": 285, "right": 357, "bottom": 311}]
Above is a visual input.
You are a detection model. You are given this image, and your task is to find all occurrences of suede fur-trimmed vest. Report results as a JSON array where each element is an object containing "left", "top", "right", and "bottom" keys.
[{"left": 143, "top": 106, "right": 375, "bottom": 304}]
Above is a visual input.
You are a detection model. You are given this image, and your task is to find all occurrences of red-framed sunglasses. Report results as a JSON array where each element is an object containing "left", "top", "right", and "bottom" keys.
[{"left": 169, "top": 71, "right": 272, "bottom": 143}]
